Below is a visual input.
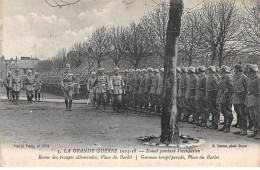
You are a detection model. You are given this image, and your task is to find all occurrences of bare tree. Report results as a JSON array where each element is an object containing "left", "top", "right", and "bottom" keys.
[
  {"left": 242, "top": 0, "right": 260, "bottom": 61},
  {"left": 106, "top": 26, "right": 127, "bottom": 67},
  {"left": 123, "top": 21, "right": 155, "bottom": 69},
  {"left": 88, "top": 27, "right": 109, "bottom": 68},
  {"left": 45, "top": 0, "right": 81, "bottom": 8}
]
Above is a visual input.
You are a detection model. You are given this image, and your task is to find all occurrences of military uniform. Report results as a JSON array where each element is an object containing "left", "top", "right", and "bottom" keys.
[
  {"left": 134, "top": 70, "right": 141, "bottom": 111},
  {"left": 155, "top": 68, "right": 164, "bottom": 114},
  {"left": 94, "top": 72, "right": 109, "bottom": 110},
  {"left": 25, "top": 73, "right": 35, "bottom": 103},
  {"left": 244, "top": 64, "right": 260, "bottom": 139},
  {"left": 129, "top": 72, "right": 135, "bottom": 108},
  {"left": 138, "top": 70, "right": 147, "bottom": 111},
  {"left": 87, "top": 74, "right": 97, "bottom": 107},
  {"left": 185, "top": 67, "right": 198, "bottom": 123},
  {"left": 146, "top": 68, "right": 154, "bottom": 112},
  {"left": 61, "top": 69, "right": 75, "bottom": 110},
  {"left": 74, "top": 75, "right": 81, "bottom": 100},
  {"left": 5, "top": 74, "right": 12, "bottom": 100},
  {"left": 149, "top": 70, "right": 159, "bottom": 113},
  {"left": 195, "top": 67, "right": 208, "bottom": 126},
  {"left": 11, "top": 72, "right": 23, "bottom": 105},
  {"left": 125, "top": 73, "right": 131, "bottom": 108},
  {"left": 34, "top": 74, "right": 42, "bottom": 101},
  {"left": 179, "top": 68, "right": 189, "bottom": 121},
  {"left": 218, "top": 66, "right": 233, "bottom": 132},
  {"left": 206, "top": 66, "right": 219, "bottom": 129},
  {"left": 232, "top": 69, "right": 248, "bottom": 135},
  {"left": 111, "top": 72, "right": 124, "bottom": 112}
]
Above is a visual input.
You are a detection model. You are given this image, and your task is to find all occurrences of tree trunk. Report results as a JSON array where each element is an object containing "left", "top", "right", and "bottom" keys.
[{"left": 161, "top": 0, "right": 183, "bottom": 144}]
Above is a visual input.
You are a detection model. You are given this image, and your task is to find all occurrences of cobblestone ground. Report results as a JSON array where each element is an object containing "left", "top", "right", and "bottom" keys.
[{"left": 0, "top": 87, "right": 258, "bottom": 166}]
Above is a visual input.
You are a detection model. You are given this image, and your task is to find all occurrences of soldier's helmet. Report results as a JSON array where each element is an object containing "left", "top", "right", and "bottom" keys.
[
  {"left": 208, "top": 66, "right": 216, "bottom": 73},
  {"left": 141, "top": 69, "right": 147, "bottom": 72},
  {"left": 91, "top": 71, "right": 96, "bottom": 75},
  {"left": 15, "top": 69, "right": 19, "bottom": 73},
  {"left": 154, "top": 69, "right": 159, "bottom": 73},
  {"left": 65, "top": 63, "right": 70, "bottom": 68},
  {"left": 176, "top": 67, "right": 181, "bottom": 73},
  {"left": 27, "top": 70, "right": 32, "bottom": 73},
  {"left": 125, "top": 69, "right": 129, "bottom": 73},
  {"left": 198, "top": 66, "right": 206, "bottom": 72},
  {"left": 160, "top": 68, "right": 164, "bottom": 72},
  {"left": 35, "top": 72, "right": 39, "bottom": 75},
  {"left": 188, "top": 66, "right": 196, "bottom": 73},
  {"left": 147, "top": 67, "right": 153, "bottom": 72},
  {"left": 221, "top": 66, "right": 231, "bottom": 73},
  {"left": 234, "top": 64, "right": 243, "bottom": 72},
  {"left": 8, "top": 71, "right": 12, "bottom": 74},
  {"left": 181, "top": 67, "right": 187, "bottom": 73},
  {"left": 135, "top": 69, "right": 141, "bottom": 72},
  {"left": 112, "top": 66, "right": 119, "bottom": 72},
  {"left": 249, "top": 64, "right": 258, "bottom": 72}
]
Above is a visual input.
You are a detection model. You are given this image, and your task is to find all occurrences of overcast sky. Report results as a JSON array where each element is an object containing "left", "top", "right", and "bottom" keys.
[{"left": 1, "top": 0, "right": 244, "bottom": 60}]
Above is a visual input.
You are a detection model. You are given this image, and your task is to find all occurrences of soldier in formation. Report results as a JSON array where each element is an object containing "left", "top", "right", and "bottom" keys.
[
  {"left": 5, "top": 71, "right": 12, "bottom": 100},
  {"left": 24, "top": 70, "right": 36, "bottom": 104},
  {"left": 34, "top": 72, "right": 42, "bottom": 101},
  {"left": 11, "top": 69, "right": 23, "bottom": 105}
]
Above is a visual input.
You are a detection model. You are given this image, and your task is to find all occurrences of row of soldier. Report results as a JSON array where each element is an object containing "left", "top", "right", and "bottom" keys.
[
  {"left": 4, "top": 63, "right": 260, "bottom": 140},
  {"left": 4, "top": 69, "right": 42, "bottom": 104},
  {"left": 84, "top": 64, "right": 260, "bottom": 140}
]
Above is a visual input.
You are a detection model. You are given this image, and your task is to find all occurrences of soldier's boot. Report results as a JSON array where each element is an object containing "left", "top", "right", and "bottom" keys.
[
  {"left": 38, "top": 93, "right": 41, "bottom": 102},
  {"left": 240, "top": 130, "right": 247, "bottom": 136},
  {"left": 219, "top": 116, "right": 226, "bottom": 125},
  {"left": 218, "top": 119, "right": 226, "bottom": 131},
  {"left": 103, "top": 101, "right": 107, "bottom": 110},
  {"left": 210, "top": 114, "right": 218, "bottom": 130},
  {"left": 68, "top": 99, "right": 72, "bottom": 111},
  {"left": 224, "top": 116, "right": 233, "bottom": 133},
  {"left": 65, "top": 99, "right": 69, "bottom": 111},
  {"left": 207, "top": 115, "right": 214, "bottom": 128},
  {"left": 248, "top": 130, "right": 256, "bottom": 138},
  {"left": 117, "top": 103, "right": 121, "bottom": 113},
  {"left": 96, "top": 102, "right": 100, "bottom": 110},
  {"left": 233, "top": 129, "right": 241, "bottom": 135},
  {"left": 15, "top": 96, "right": 19, "bottom": 105}
]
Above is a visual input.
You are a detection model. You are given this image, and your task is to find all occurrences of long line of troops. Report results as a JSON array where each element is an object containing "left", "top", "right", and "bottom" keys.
[{"left": 3, "top": 63, "right": 260, "bottom": 140}]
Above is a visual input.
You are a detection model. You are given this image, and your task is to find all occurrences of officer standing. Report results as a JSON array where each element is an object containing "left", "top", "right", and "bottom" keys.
[
  {"left": 11, "top": 69, "right": 23, "bottom": 105},
  {"left": 244, "top": 64, "right": 260, "bottom": 139},
  {"left": 179, "top": 67, "right": 189, "bottom": 122},
  {"left": 218, "top": 66, "right": 233, "bottom": 133},
  {"left": 129, "top": 69, "right": 135, "bottom": 109},
  {"left": 149, "top": 69, "right": 159, "bottom": 114},
  {"left": 61, "top": 64, "right": 76, "bottom": 111},
  {"left": 206, "top": 66, "right": 219, "bottom": 129},
  {"left": 93, "top": 68, "right": 109, "bottom": 110},
  {"left": 24, "top": 70, "right": 35, "bottom": 104},
  {"left": 74, "top": 75, "right": 81, "bottom": 100},
  {"left": 110, "top": 67, "right": 124, "bottom": 113},
  {"left": 156, "top": 68, "right": 164, "bottom": 114},
  {"left": 185, "top": 66, "right": 198, "bottom": 124},
  {"left": 34, "top": 72, "right": 42, "bottom": 101},
  {"left": 232, "top": 64, "right": 249, "bottom": 136},
  {"left": 87, "top": 72, "right": 97, "bottom": 107},
  {"left": 195, "top": 66, "right": 208, "bottom": 127},
  {"left": 5, "top": 71, "right": 12, "bottom": 100}
]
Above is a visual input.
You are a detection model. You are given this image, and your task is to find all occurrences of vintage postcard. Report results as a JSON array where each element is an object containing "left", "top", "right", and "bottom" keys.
[{"left": 0, "top": 0, "right": 259, "bottom": 167}]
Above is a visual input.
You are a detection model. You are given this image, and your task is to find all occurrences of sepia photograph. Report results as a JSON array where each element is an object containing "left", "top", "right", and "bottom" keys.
[{"left": 0, "top": 0, "right": 259, "bottom": 167}]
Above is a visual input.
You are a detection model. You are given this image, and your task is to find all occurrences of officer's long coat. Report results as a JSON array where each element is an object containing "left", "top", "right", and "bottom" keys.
[
  {"left": 185, "top": 73, "right": 198, "bottom": 99},
  {"left": 25, "top": 75, "right": 35, "bottom": 91},
  {"left": 110, "top": 75, "right": 124, "bottom": 95},
  {"left": 178, "top": 73, "right": 189, "bottom": 97},
  {"left": 218, "top": 74, "right": 233, "bottom": 104},
  {"left": 150, "top": 74, "right": 159, "bottom": 94},
  {"left": 61, "top": 71, "right": 75, "bottom": 91},
  {"left": 11, "top": 74, "right": 23, "bottom": 92},
  {"left": 195, "top": 73, "right": 208, "bottom": 101},
  {"left": 232, "top": 73, "right": 248, "bottom": 105},
  {"left": 244, "top": 74, "right": 260, "bottom": 107}
]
